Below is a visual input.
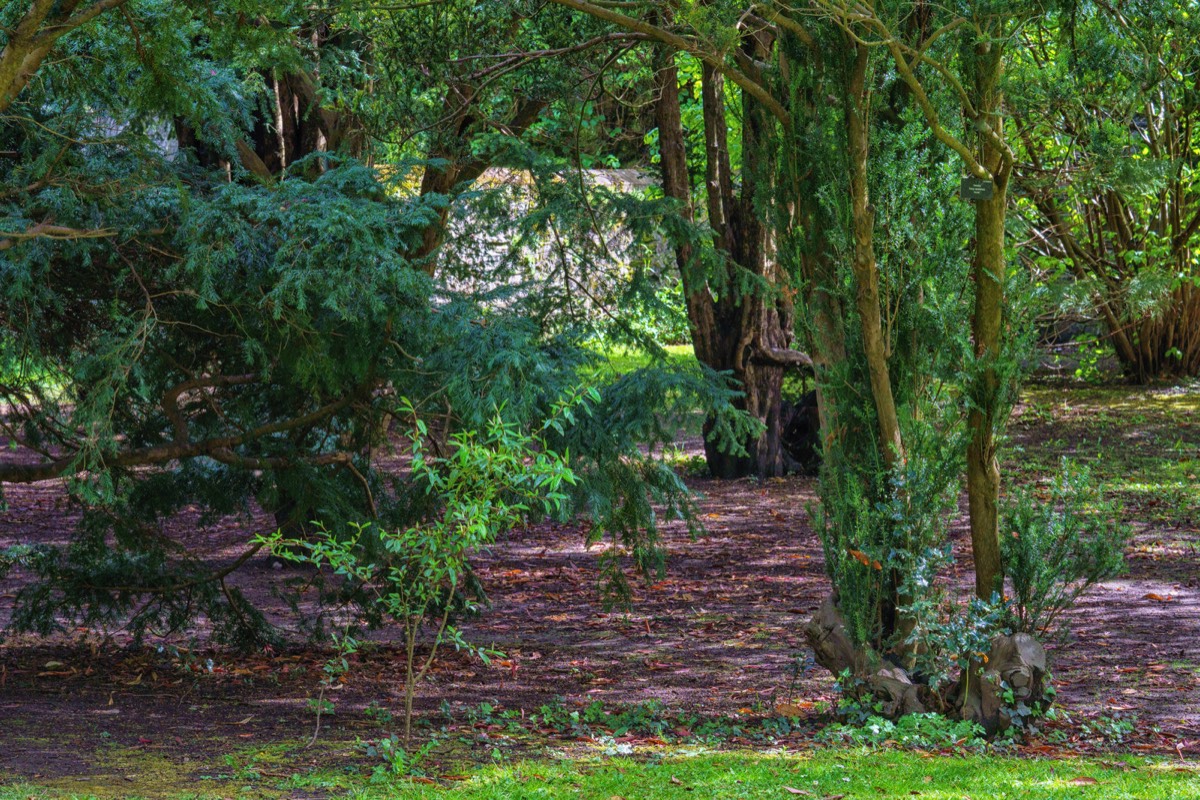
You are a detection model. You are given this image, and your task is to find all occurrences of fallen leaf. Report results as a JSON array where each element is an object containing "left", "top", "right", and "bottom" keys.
[
  {"left": 234, "top": 716, "right": 254, "bottom": 725},
  {"left": 782, "top": 788, "right": 812, "bottom": 796},
  {"left": 776, "top": 702, "right": 812, "bottom": 716},
  {"left": 1069, "top": 777, "right": 1099, "bottom": 785},
  {"left": 1144, "top": 593, "right": 1175, "bottom": 603}
]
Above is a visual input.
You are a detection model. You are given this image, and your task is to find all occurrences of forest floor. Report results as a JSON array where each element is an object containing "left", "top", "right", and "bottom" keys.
[{"left": 1, "top": 377, "right": 1199, "bottom": 798}]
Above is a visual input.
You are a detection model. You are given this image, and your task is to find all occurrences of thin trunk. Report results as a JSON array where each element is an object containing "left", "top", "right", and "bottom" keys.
[
  {"left": 843, "top": 38, "right": 916, "bottom": 654},
  {"left": 844, "top": 42, "right": 903, "bottom": 470},
  {"left": 966, "top": 37, "right": 1008, "bottom": 600}
]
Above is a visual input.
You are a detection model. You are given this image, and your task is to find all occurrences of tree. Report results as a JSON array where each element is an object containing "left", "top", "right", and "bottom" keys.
[
  {"left": 652, "top": 40, "right": 810, "bottom": 478},
  {"left": 809, "top": 0, "right": 1043, "bottom": 600},
  {"left": 1012, "top": 0, "right": 1200, "bottom": 381},
  {"left": 543, "top": 0, "right": 1057, "bottom": 730},
  {"left": 0, "top": 0, "right": 751, "bottom": 640}
]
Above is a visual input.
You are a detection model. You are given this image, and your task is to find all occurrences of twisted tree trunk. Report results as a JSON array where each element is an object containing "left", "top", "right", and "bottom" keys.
[{"left": 653, "top": 40, "right": 804, "bottom": 479}]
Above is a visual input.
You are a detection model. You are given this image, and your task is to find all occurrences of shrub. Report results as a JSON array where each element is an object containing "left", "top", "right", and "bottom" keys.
[
  {"left": 1001, "top": 459, "right": 1131, "bottom": 637},
  {"left": 259, "top": 403, "right": 577, "bottom": 748}
]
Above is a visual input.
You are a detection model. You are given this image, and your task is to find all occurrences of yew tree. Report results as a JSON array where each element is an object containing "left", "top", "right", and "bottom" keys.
[{"left": 0, "top": 0, "right": 750, "bottom": 640}]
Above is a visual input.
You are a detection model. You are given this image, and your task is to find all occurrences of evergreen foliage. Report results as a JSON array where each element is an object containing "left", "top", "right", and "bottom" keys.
[
  {"left": 1001, "top": 460, "right": 1131, "bottom": 637},
  {"left": 0, "top": 0, "right": 751, "bottom": 644},
  {"left": 1011, "top": 0, "right": 1200, "bottom": 380}
]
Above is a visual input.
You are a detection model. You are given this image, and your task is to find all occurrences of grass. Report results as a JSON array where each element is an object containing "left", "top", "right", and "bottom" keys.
[
  {"left": 589, "top": 343, "right": 695, "bottom": 376},
  {"left": 3, "top": 749, "right": 1199, "bottom": 799},
  {"left": 1008, "top": 382, "right": 1200, "bottom": 522}
]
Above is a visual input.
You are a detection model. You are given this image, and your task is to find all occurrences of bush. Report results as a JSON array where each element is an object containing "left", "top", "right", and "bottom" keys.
[
  {"left": 259, "top": 404, "right": 578, "bottom": 748},
  {"left": 1001, "top": 459, "right": 1131, "bottom": 637}
]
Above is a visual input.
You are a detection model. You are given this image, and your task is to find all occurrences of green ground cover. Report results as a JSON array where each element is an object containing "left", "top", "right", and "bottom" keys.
[{"left": 4, "top": 748, "right": 1198, "bottom": 799}]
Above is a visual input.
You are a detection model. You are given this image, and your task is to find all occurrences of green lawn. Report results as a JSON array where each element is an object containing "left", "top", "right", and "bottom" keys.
[
  {"left": 589, "top": 343, "right": 695, "bottom": 376},
  {"left": 5, "top": 748, "right": 1199, "bottom": 799}
]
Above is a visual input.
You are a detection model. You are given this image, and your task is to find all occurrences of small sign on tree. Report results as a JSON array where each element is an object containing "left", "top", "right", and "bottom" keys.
[{"left": 960, "top": 176, "right": 995, "bottom": 202}]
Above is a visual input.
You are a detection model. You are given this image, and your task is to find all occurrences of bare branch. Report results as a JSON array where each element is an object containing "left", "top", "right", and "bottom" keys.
[{"left": 0, "top": 221, "right": 117, "bottom": 250}]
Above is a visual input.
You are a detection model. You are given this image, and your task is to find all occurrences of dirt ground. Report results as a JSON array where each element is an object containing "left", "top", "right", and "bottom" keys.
[{"left": 1, "top": 379, "right": 1199, "bottom": 791}]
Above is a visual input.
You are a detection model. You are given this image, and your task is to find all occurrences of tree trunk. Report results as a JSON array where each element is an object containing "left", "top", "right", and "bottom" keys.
[
  {"left": 653, "top": 41, "right": 802, "bottom": 479},
  {"left": 966, "top": 37, "right": 1009, "bottom": 600},
  {"left": 844, "top": 42, "right": 904, "bottom": 472}
]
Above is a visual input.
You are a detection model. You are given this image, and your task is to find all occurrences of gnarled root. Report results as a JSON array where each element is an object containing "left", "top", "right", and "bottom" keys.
[
  {"left": 952, "top": 633, "right": 1047, "bottom": 734},
  {"left": 805, "top": 596, "right": 1047, "bottom": 732},
  {"left": 803, "top": 596, "right": 925, "bottom": 718}
]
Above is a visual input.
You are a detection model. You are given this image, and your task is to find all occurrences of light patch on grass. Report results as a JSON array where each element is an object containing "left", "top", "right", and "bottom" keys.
[
  {"left": 590, "top": 343, "right": 695, "bottom": 377},
  {"left": 354, "top": 750, "right": 1200, "bottom": 799}
]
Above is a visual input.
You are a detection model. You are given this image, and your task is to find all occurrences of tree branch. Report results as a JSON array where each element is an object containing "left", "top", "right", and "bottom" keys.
[
  {"left": 0, "top": 0, "right": 131, "bottom": 113},
  {"left": 750, "top": 346, "right": 814, "bottom": 371},
  {"left": 0, "top": 394, "right": 356, "bottom": 484},
  {"left": 0, "top": 221, "right": 117, "bottom": 250},
  {"left": 545, "top": 0, "right": 791, "bottom": 128}
]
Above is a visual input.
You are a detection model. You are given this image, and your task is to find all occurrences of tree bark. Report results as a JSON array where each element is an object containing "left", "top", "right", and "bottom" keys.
[
  {"left": 653, "top": 40, "right": 803, "bottom": 479},
  {"left": 844, "top": 41, "right": 904, "bottom": 471},
  {"left": 966, "top": 36, "right": 1009, "bottom": 600}
]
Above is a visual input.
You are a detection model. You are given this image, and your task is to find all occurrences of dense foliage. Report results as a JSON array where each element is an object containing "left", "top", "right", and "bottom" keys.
[
  {"left": 0, "top": 0, "right": 752, "bottom": 645},
  {"left": 1013, "top": 1, "right": 1200, "bottom": 381},
  {"left": 0, "top": 0, "right": 1173, "bottom": 739}
]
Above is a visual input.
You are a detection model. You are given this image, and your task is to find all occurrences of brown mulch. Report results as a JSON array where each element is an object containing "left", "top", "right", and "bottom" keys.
[{"left": 2, "top": 384, "right": 1199, "bottom": 784}]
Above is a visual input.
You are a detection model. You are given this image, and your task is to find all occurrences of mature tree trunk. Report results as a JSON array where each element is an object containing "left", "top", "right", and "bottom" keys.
[
  {"left": 966, "top": 35, "right": 1009, "bottom": 600},
  {"left": 653, "top": 42, "right": 804, "bottom": 479},
  {"left": 0, "top": 0, "right": 132, "bottom": 114}
]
